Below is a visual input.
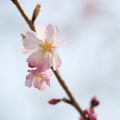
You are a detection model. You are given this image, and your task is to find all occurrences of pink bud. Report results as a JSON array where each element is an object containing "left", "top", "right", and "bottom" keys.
[
  {"left": 91, "top": 97, "right": 99, "bottom": 107},
  {"left": 83, "top": 109, "right": 90, "bottom": 115},
  {"left": 48, "top": 99, "right": 60, "bottom": 105}
]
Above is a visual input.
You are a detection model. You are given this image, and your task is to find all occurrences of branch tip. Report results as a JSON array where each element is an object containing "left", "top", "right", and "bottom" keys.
[{"left": 32, "top": 4, "right": 41, "bottom": 23}]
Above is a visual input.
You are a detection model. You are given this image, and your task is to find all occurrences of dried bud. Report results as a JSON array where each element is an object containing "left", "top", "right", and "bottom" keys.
[
  {"left": 32, "top": 4, "right": 41, "bottom": 23},
  {"left": 91, "top": 97, "right": 99, "bottom": 107},
  {"left": 48, "top": 99, "right": 60, "bottom": 105}
]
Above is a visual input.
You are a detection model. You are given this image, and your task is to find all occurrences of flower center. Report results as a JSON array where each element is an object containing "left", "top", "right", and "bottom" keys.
[
  {"left": 35, "top": 75, "right": 44, "bottom": 83},
  {"left": 36, "top": 75, "right": 43, "bottom": 79},
  {"left": 41, "top": 40, "right": 54, "bottom": 53}
]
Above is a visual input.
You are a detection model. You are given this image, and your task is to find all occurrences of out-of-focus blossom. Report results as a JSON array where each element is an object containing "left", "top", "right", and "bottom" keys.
[
  {"left": 83, "top": 0, "right": 100, "bottom": 17},
  {"left": 23, "top": 24, "right": 64, "bottom": 71},
  {"left": 91, "top": 96, "right": 100, "bottom": 107},
  {"left": 83, "top": 109, "right": 90, "bottom": 115},
  {"left": 79, "top": 108, "right": 97, "bottom": 120},
  {"left": 90, "top": 113, "right": 97, "bottom": 120},
  {"left": 25, "top": 69, "right": 52, "bottom": 90}
]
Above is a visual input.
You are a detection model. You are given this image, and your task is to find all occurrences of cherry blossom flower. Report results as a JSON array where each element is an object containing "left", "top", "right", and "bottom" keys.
[
  {"left": 25, "top": 69, "right": 52, "bottom": 90},
  {"left": 23, "top": 24, "right": 64, "bottom": 71}
]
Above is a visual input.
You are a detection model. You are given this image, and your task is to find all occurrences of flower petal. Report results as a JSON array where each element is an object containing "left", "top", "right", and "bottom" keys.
[
  {"left": 25, "top": 74, "right": 33, "bottom": 87},
  {"left": 35, "top": 24, "right": 46, "bottom": 40},
  {"left": 23, "top": 31, "right": 41, "bottom": 49},
  {"left": 42, "top": 71, "right": 52, "bottom": 86},
  {"left": 33, "top": 78, "right": 46, "bottom": 90},
  {"left": 53, "top": 40, "right": 66, "bottom": 47},
  {"left": 22, "top": 48, "right": 34, "bottom": 55},
  {"left": 46, "top": 24, "right": 57, "bottom": 42},
  {"left": 27, "top": 50, "right": 43, "bottom": 68},
  {"left": 25, "top": 69, "right": 52, "bottom": 91},
  {"left": 52, "top": 51, "right": 61, "bottom": 70},
  {"left": 39, "top": 52, "right": 51, "bottom": 71},
  {"left": 27, "top": 50, "right": 51, "bottom": 71}
]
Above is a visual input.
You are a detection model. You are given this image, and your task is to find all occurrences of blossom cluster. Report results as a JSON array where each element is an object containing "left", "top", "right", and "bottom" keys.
[
  {"left": 80, "top": 109, "right": 97, "bottom": 120},
  {"left": 80, "top": 97, "right": 99, "bottom": 120},
  {"left": 23, "top": 24, "right": 64, "bottom": 90}
]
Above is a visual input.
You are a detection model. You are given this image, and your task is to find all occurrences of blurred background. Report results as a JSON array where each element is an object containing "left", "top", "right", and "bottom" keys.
[{"left": 0, "top": 0, "right": 120, "bottom": 119}]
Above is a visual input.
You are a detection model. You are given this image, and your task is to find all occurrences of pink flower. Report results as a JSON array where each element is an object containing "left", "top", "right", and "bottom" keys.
[
  {"left": 80, "top": 109, "right": 90, "bottom": 120},
  {"left": 90, "top": 113, "right": 97, "bottom": 120},
  {"left": 23, "top": 24, "right": 64, "bottom": 71},
  {"left": 25, "top": 69, "right": 52, "bottom": 90},
  {"left": 83, "top": 109, "right": 90, "bottom": 115},
  {"left": 79, "top": 109, "right": 97, "bottom": 120}
]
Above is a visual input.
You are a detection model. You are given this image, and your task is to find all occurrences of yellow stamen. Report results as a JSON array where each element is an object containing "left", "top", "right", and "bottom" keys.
[
  {"left": 35, "top": 75, "right": 44, "bottom": 83},
  {"left": 40, "top": 40, "right": 54, "bottom": 53},
  {"left": 36, "top": 75, "right": 44, "bottom": 79}
]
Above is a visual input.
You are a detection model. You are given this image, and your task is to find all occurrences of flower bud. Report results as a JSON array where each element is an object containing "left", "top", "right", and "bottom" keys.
[
  {"left": 48, "top": 99, "right": 60, "bottom": 105},
  {"left": 91, "top": 97, "right": 99, "bottom": 107},
  {"left": 83, "top": 109, "right": 90, "bottom": 115},
  {"left": 32, "top": 4, "right": 41, "bottom": 23}
]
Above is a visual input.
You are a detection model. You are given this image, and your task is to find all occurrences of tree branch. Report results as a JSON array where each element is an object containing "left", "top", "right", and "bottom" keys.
[
  {"left": 51, "top": 68, "right": 89, "bottom": 120},
  {"left": 11, "top": 0, "right": 35, "bottom": 31},
  {"left": 11, "top": 0, "right": 89, "bottom": 120}
]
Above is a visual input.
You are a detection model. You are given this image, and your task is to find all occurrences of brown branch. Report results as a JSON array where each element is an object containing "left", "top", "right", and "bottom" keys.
[
  {"left": 31, "top": 4, "right": 40, "bottom": 23},
  {"left": 61, "top": 97, "right": 73, "bottom": 105},
  {"left": 51, "top": 68, "right": 89, "bottom": 120},
  {"left": 48, "top": 97, "right": 71, "bottom": 105},
  {"left": 11, "top": 0, "right": 35, "bottom": 31},
  {"left": 11, "top": 0, "right": 89, "bottom": 120}
]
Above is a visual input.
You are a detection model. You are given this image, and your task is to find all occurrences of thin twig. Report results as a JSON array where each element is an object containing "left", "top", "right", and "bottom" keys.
[
  {"left": 11, "top": 0, "right": 35, "bottom": 31},
  {"left": 51, "top": 68, "right": 89, "bottom": 120},
  {"left": 31, "top": 4, "right": 40, "bottom": 23}
]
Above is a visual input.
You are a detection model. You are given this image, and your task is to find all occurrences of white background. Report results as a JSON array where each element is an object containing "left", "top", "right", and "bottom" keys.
[{"left": 0, "top": 0, "right": 120, "bottom": 120}]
